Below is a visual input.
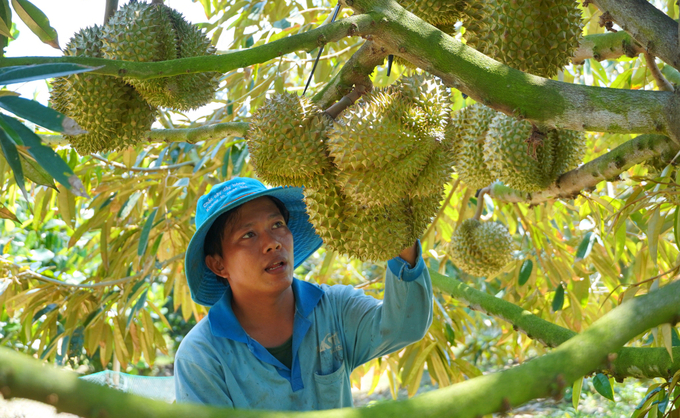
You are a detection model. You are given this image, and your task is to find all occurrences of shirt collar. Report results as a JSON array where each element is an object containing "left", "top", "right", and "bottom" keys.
[{"left": 208, "top": 278, "right": 325, "bottom": 340}]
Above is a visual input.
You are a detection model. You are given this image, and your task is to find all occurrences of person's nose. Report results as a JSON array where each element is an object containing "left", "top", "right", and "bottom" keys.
[{"left": 263, "top": 231, "right": 282, "bottom": 253}]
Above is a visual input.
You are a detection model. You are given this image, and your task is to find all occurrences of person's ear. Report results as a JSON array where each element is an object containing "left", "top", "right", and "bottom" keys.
[{"left": 205, "top": 254, "right": 228, "bottom": 279}]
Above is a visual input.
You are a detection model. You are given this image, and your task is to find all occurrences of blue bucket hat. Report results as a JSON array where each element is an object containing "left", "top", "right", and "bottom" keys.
[{"left": 185, "top": 177, "right": 323, "bottom": 306}]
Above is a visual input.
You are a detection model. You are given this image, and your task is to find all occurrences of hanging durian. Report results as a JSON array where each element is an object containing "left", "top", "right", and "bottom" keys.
[
  {"left": 449, "top": 218, "right": 513, "bottom": 277},
  {"left": 101, "top": 1, "right": 219, "bottom": 110},
  {"left": 248, "top": 93, "right": 333, "bottom": 187},
  {"left": 398, "top": 0, "right": 469, "bottom": 27},
  {"left": 464, "top": 0, "right": 583, "bottom": 78},
  {"left": 450, "top": 103, "right": 497, "bottom": 190},
  {"left": 50, "top": 26, "right": 156, "bottom": 154},
  {"left": 484, "top": 113, "right": 585, "bottom": 192}
]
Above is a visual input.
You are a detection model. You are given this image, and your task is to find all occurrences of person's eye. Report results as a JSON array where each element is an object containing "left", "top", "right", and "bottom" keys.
[
  {"left": 273, "top": 221, "right": 286, "bottom": 228},
  {"left": 241, "top": 231, "right": 254, "bottom": 239}
]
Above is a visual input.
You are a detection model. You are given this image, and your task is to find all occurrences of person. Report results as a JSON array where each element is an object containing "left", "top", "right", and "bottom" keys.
[{"left": 174, "top": 177, "right": 433, "bottom": 410}]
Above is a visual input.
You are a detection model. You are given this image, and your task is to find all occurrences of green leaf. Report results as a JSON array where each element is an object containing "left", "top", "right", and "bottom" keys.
[
  {"left": 0, "top": 63, "right": 96, "bottom": 85},
  {"left": 137, "top": 208, "right": 158, "bottom": 257},
  {"left": 593, "top": 373, "right": 615, "bottom": 401},
  {"left": 0, "top": 114, "right": 87, "bottom": 197},
  {"left": 0, "top": 0, "right": 12, "bottom": 39},
  {"left": 674, "top": 207, "right": 680, "bottom": 252},
  {"left": 20, "top": 153, "right": 55, "bottom": 188},
  {"left": 572, "top": 377, "right": 584, "bottom": 409},
  {"left": 231, "top": 143, "right": 247, "bottom": 176},
  {"left": 574, "top": 231, "right": 595, "bottom": 263},
  {"left": 118, "top": 191, "right": 143, "bottom": 220},
  {"left": 0, "top": 96, "right": 85, "bottom": 135},
  {"left": 126, "top": 289, "right": 148, "bottom": 330},
  {"left": 444, "top": 322, "right": 455, "bottom": 345},
  {"left": 0, "top": 128, "right": 27, "bottom": 200},
  {"left": 614, "top": 222, "right": 626, "bottom": 263},
  {"left": 518, "top": 259, "right": 532, "bottom": 286},
  {"left": 636, "top": 387, "right": 663, "bottom": 409},
  {"left": 552, "top": 284, "right": 565, "bottom": 312},
  {"left": 11, "top": 0, "right": 59, "bottom": 49}
]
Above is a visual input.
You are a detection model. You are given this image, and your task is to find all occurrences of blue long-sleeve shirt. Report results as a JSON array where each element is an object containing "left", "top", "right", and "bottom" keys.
[{"left": 174, "top": 244, "right": 433, "bottom": 410}]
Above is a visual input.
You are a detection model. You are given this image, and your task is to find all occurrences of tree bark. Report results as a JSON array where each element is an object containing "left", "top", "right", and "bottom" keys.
[{"left": 590, "top": 0, "right": 680, "bottom": 70}]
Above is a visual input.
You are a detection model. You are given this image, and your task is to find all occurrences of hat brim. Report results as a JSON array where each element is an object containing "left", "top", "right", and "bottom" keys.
[{"left": 185, "top": 186, "right": 323, "bottom": 307}]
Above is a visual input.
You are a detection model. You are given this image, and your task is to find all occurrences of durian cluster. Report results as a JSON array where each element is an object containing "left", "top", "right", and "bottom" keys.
[
  {"left": 394, "top": 0, "right": 582, "bottom": 78},
  {"left": 249, "top": 75, "right": 455, "bottom": 261},
  {"left": 50, "top": 1, "right": 219, "bottom": 154},
  {"left": 451, "top": 103, "right": 586, "bottom": 192},
  {"left": 449, "top": 218, "right": 513, "bottom": 277}
]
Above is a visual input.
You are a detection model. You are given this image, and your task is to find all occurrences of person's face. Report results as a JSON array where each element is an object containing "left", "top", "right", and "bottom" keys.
[{"left": 208, "top": 196, "right": 294, "bottom": 298}]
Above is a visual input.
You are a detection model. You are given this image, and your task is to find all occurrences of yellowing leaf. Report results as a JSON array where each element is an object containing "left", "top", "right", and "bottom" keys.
[
  {"left": 572, "top": 376, "right": 584, "bottom": 409},
  {"left": 56, "top": 185, "right": 76, "bottom": 229},
  {"left": 661, "top": 323, "right": 674, "bottom": 362}
]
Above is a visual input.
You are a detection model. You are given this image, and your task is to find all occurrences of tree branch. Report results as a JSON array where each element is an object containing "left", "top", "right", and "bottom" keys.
[
  {"left": 0, "top": 13, "right": 378, "bottom": 79},
  {"left": 89, "top": 154, "right": 196, "bottom": 172},
  {"left": 572, "top": 32, "right": 641, "bottom": 65},
  {"left": 2, "top": 272, "right": 679, "bottom": 417},
  {"left": 358, "top": 0, "right": 680, "bottom": 142},
  {"left": 429, "top": 268, "right": 680, "bottom": 380},
  {"left": 589, "top": 0, "right": 680, "bottom": 70},
  {"left": 644, "top": 52, "right": 675, "bottom": 92},
  {"left": 312, "top": 40, "right": 387, "bottom": 109},
  {"left": 487, "top": 134, "right": 678, "bottom": 204},
  {"left": 39, "top": 122, "right": 249, "bottom": 147}
]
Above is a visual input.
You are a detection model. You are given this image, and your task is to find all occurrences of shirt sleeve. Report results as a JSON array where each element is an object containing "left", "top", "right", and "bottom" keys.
[
  {"left": 336, "top": 240, "right": 433, "bottom": 369},
  {"left": 174, "top": 353, "right": 234, "bottom": 407}
]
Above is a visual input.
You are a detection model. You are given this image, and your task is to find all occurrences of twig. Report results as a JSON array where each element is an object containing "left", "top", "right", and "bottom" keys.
[
  {"left": 323, "top": 85, "right": 366, "bottom": 119},
  {"left": 4, "top": 254, "right": 184, "bottom": 289},
  {"left": 423, "top": 178, "right": 460, "bottom": 239},
  {"left": 90, "top": 154, "right": 195, "bottom": 172},
  {"left": 473, "top": 187, "right": 490, "bottom": 220},
  {"left": 103, "top": 0, "right": 119, "bottom": 24},
  {"left": 644, "top": 52, "right": 675, "bottom": 92}
]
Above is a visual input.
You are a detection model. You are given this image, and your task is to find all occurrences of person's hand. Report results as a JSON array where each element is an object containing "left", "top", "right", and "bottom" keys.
[{"left": 398, "top": 241, "right": 418, "bottom": 268}]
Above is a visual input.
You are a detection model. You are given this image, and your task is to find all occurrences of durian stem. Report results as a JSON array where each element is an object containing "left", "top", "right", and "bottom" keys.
[
  {"left": 572, "top": 32, "right": 641, "bottom": 65},
  {"left": 488, "top": 134, "right": 678, "bottom": 204},
  {"left": 324, "top": 86, "right": 366, "bottom": 119},
  {"left": 428, "top": 268, "right": 680, "bottom": 380},
  {"left": 644, "top": 52, "right": 675, "bottom": 92},
  {"left": 473, "top": 187, "right": 489, "bottom": 220},
  {"left": 589, "top": 0, "right": 680, "bottom": 71},
  {"left": 312, "top": 40, "right": 388, "bottom": 109},
  {"left": 103, "top": 0, "right": 119, "bottom": 25}
]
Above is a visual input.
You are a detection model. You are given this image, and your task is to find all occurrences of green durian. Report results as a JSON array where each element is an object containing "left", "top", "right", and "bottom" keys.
[
  {"left": 451, "top": 104, "right": 497, "bottom": 189},
  {"left": 398, "top": 0, "right": 469, "bottom": 27},
  {"left": 248, "top": 93, "right": 333, "bottom": 187},
  {"left": 101, "top": 1, "right": 219, "bottom": 110},
  {"left": 303, "top": 174, "right": 349, "bottom": 249},
  {"left": 50, "top": 26, "right": 156, "bottom": 154},
  {"left": 464, "top": 0, "right": 583, "bottom": 78},
  {"left": 449, "top": 218, "right": 513, "bottom": 277},
  {"left": 484, "top": 113, "right": 585, "bottom": 192},
  {"left": 411, "top": 144, "right": 455, "bottom": 198}
]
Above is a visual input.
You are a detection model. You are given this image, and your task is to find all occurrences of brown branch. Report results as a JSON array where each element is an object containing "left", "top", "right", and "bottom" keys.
[
  {"left": 645, "top": 52, "right": 675, "bottom": 92},
  {"left": 589, "top": 0, "right": 680, "bottom": 70},
  {"left": 312, "top": 40, "right": 388, "bottom": 109}
]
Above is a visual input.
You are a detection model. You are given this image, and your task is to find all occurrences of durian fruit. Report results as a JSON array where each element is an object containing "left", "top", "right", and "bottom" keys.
[
  {"left": 450, "top": 103, "right": 497, "bottom": 189},
  {"left": 303, "top": 174, "right": 349, "bottom": 250},
  {"left": 248, "top": 93, "right": 333, "bottom": 187},
  {"left": 101, "top": 1, "right": 219, "bottom": 110},
  {"left": 50, "top": 26, "right": 156, "bottom": 154},
  {"left": 398, "top": 0, "right": 469, "bottom": 27},
  {"left": 329, "top": 74, "right": 449, "bottom": 207},
  {"left": 449, "top": 218, "right": 513, "bottom": 277},
  {"left": 412, "top": 144, "right": 455, "bottom": 198},
  {"left": 484, "top": 113, "right": 585, "bottom": 192},
  {"left": 464, "top": 0, "right": 583, "bottom": 78}
]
